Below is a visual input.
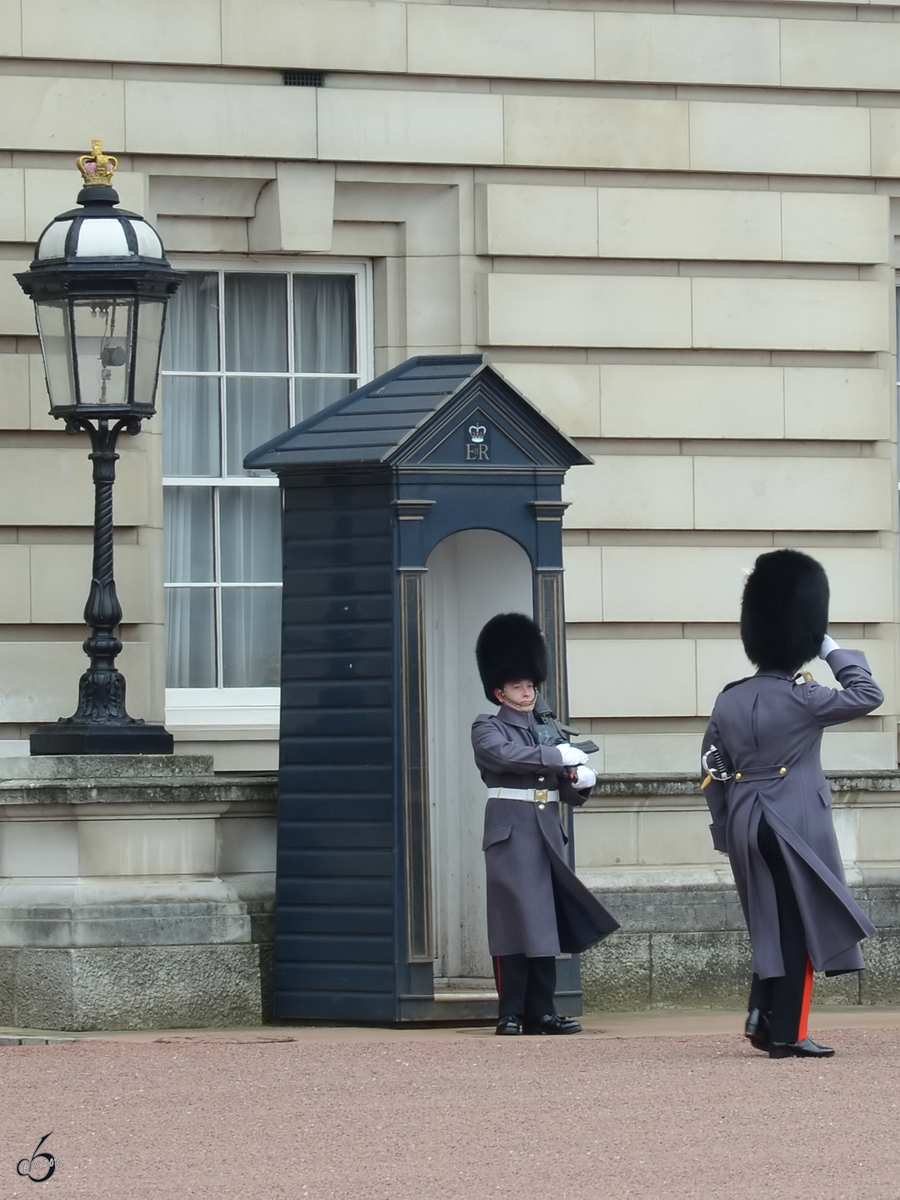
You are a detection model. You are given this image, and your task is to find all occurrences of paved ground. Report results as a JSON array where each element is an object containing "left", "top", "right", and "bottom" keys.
[{"left": 1, "top": 1008, "right": 899, "bottom": 1199}]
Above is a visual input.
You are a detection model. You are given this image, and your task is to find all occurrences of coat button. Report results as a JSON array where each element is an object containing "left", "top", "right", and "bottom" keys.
[
  {"left": 538, "top": 803, "right": 545, "bottom": 810},
  {"left": 735, "top": 772, "right": 742, "bottom": 780},
  {"left": 780, "top": 767, "right": 787, "bottom": 775}
]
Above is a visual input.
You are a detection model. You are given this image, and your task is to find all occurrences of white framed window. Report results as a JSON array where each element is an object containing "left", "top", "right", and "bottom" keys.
[{"left": 162, "top": 257, "right": 373, "bottom": 723}]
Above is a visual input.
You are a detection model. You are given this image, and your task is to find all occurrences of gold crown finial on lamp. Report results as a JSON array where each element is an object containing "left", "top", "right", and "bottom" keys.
[{"left": 76, "top": 139, "right": 118, "bottom": 187}]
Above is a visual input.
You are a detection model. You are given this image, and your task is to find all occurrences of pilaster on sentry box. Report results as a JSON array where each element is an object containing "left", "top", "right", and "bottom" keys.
[{"left": 245, "top": 354, "right": 592, "bottom": 1023}]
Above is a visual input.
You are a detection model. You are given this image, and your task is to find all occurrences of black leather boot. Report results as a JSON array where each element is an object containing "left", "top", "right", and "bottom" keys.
[
  {"left": 744, "top": 1008, "right": 772, "bottom": 1052},
  {"left": 523, "top": 1014, "right": 582, "bottom": 1035},
  {"left": 769, "top": 1037, "right": 835, "bottom": 1059},
  {"left": 495, "top": 1015, "right": 522, "bottom": 1036}
]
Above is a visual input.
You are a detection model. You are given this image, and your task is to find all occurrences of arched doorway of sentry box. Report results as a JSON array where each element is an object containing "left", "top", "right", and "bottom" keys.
[{"left": 424, "top": 529, "right": 533, "bottom": 997}]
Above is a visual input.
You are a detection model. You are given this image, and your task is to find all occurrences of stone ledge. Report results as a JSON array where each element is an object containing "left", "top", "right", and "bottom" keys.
[
  {"left": 2, "top": 754, "right": 215, "bottom": 780},
  {"left": 585, "top": 771, "right": 900, "bottom": 807},
  {"left": 0, "top": 775, "right": 278, "bottom": 807},
  {"left": 587, "top": 881, "right": 900, "bottom": 931}
]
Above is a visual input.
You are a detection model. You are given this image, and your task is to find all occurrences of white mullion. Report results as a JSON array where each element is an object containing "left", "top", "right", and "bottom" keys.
[
  {"left": 216, "top": 269, "right": 228, "bottom": 483},
  {"left": 163, "top": 476, "right": 277, "bottom": 488},
  {"left": 286, "top": 272, "right": 297, "bottom": 428},
  {"left": 215, "top": 270, "right": 228, "bottom": 689},
  {"left": 219, "top": 581, "right": 284, "bottom": 590},
  {"left": 213, "top": 484, "right": 225, "bottom": 689},
  {"left": 161, "top": 370, "right": 358, "bottom": 379}
]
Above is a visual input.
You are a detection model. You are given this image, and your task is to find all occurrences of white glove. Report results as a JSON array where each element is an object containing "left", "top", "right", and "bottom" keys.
[
  {"left": 573, "top": 765, "right": 596, "bottom": 790},
  {"left": 819, "top": 634, "right": 840, "bottom": 659},
  {"left": 557, "top": 743, "right": 588, "bottom": 767}
]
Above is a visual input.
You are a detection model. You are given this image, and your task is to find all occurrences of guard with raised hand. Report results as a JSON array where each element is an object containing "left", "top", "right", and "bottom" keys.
[
  {"left": 702, "top": 550, "right": 883, "bottom": 1059},
  {"left": 472, "top": 612, "right": 619, "bottom": 1036}
]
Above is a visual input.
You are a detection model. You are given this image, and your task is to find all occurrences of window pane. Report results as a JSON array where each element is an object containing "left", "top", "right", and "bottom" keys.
[
  {"left": 224, "top": 274, "right": 287, "bottom": 372},
  {"left": 164, "top": 488, "right": 214, "bottom": 582},
  {"left": 219, "top": 488, "right": 282, "bottom": 583},
  {"left": 297, "top": 376, "right": 353, "bottom": 422},
  {"left": 225, "top": 377, "right": 289, "bottom": 475},
  {"left": 162, "top": 376, "right": 220, "bottom": 476},
  {"left": 221, "top": 588, "right": 282, "bottom": 687},
  {"left": 293, "top": 275, "right": 356, "bottom": 374},
  {"left": 166, "top": 588, "right": 216, "bottom": 687},
  {"left": 161, "top": 272, "right": 219, "bottom": 372}
]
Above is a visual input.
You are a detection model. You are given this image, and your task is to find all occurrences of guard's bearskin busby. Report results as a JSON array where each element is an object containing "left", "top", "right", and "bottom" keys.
[
  {"left": 741, "top": 549, "right": 829, "bottom": 672},
  {"left": 475, "top": 612, "right": 547, "bottom": 704}
]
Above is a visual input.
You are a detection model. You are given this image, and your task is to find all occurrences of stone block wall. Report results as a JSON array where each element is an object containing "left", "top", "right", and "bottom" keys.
[
  {"left": 0, "top": 756, "right": 276, "bottom": 1031},
  {"left": 576, "top": 773, "right": 900, "bottom": 1012}
]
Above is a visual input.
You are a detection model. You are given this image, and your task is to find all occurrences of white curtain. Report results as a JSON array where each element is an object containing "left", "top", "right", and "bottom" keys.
[
  {"left": 225, "top": 274, "right": 289, "bottom": 476},
  {"left": 294, "top": 275, "right": 355, "bottom": 418},
  {"left": 220, "top": 488, "right": 282, "bottom": 687},
  {"left": 164, "top": 488, "right": 215, "bottom": 687},
  {"left": 162, "top": 273, "right": 219, "bottom": 477}
]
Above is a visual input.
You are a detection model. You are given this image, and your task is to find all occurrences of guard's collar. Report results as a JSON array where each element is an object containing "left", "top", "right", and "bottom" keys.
[{"left": 495, "top": 704, "right": 533, "bottom": 727}]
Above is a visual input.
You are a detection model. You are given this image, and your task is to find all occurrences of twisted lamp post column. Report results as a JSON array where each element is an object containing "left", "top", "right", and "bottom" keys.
[{"left": 66, "top": 415, "right": 138, "bottom": 728}]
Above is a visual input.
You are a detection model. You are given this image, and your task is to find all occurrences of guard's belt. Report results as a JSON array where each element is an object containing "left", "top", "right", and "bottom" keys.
[
  {"left": 732, "top": 766, "right": 789, "bottom": 782},
  {"left": 487, "top": 787, "right": 560, "bottom": 803}
]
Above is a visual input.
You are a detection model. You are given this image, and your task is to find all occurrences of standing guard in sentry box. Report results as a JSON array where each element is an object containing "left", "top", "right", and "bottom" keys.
[
  {"left": 472, "top": 613, "right": 620, "bottom": 1037},
  {"left": 702, "top": 550, "right": 883, "bottom": 1059}
]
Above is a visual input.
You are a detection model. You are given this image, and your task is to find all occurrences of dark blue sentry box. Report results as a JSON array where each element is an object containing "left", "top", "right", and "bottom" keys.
[{"left": 246, "top": 355, "right": 592, "bottom": 1023}]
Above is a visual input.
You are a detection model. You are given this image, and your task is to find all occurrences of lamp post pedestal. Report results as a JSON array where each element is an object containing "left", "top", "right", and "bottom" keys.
[{"left": 30, "top": 415, "right": 173, "bottom": 756}]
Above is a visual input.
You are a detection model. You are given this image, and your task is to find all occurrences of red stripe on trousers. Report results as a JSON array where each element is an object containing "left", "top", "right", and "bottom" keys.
[{"left": 797, "top": 959, "right": 814, "bottom": 1041}]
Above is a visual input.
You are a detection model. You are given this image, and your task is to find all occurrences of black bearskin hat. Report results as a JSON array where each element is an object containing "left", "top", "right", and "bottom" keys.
[
  {"left": 741, "top": 549, "right": 829, "bottom": 672},
  {"left": 475, "top": 612, "right": 548, "bottom": 704}
]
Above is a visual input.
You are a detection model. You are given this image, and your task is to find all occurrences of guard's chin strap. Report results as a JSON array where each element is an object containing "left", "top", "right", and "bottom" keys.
[{"left": 497, "top": 689, "right": 536, "bottom": 712}]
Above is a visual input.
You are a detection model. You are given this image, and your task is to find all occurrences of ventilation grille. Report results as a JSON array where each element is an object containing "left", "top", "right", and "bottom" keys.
[{"left": 283, "top": 70, "right": 324, "bottom": 87}]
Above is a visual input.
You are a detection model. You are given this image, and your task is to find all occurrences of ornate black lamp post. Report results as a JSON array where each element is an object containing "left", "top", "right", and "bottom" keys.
[{"left": 16, "top": 142, "right": 184, "bottom": 755}]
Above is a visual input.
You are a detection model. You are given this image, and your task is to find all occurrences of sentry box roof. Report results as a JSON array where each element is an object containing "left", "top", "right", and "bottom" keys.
[{"left": 243, "top": 353, "right": 591, "bottom": 473}]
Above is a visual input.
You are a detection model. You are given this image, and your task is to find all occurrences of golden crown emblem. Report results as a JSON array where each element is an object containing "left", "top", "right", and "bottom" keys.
[{"left": 76, "top": 140, "right": 118, "bottom": 187}]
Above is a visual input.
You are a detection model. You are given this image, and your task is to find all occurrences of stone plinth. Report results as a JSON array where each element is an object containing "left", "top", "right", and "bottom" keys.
[{"left": 0, "top": 755, "right": 276, "bottom": 1030}]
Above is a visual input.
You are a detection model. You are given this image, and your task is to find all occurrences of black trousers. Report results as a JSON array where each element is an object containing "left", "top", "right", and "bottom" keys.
[
  {"left": 748, "top": 813, "right": 813, "bottom": 1043},
  {"left": 493, "top": 955, "right": 557, "bottom": 1020}
]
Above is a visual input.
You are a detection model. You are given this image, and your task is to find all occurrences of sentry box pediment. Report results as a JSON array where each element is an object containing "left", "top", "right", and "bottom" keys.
[{"left": 246, "top": 355, "right": 592, "bottom": 1024}]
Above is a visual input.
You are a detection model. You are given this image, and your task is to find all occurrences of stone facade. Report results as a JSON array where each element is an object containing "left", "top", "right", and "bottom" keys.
[
  {"left": 0, "top": 0, "right": 898, "bottom": 1022},
  {"left": 0, "top": 0, "right": 896, "bottom": 774}
]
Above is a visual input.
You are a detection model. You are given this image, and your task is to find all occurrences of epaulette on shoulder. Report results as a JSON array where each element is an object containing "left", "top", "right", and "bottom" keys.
[
  {"left": 722, "top": 676, "right": 754, "bottom": 692},
  {"left": 792, "top": 670, "right": 814, "bottom": 687}
]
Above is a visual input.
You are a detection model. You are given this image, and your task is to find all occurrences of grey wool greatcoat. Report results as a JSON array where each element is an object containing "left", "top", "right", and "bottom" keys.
[
  {"left": 702, "top": 648, "right": 883, "bottom": 979},
  {"left": 471, "top": 705, "right": 619, "bottom": 958}
]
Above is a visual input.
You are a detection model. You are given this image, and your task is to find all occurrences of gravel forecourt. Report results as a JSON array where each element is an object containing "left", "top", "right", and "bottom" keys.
[{"left": 1, "top": 1010, "right": 898, "bottom": 1199}]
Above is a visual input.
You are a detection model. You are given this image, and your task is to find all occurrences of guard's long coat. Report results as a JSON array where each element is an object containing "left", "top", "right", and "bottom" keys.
[
  {"left": 702, "top": 649, "right": 883, "bottom": 978},
  {"left": 472, "top": 705, "right": 619, "bottom": 957}
]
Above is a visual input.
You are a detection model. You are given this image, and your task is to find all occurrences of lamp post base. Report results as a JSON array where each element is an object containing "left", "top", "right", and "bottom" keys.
[{"left": 30, "top": 722, "right": 174, "bottom": 756}]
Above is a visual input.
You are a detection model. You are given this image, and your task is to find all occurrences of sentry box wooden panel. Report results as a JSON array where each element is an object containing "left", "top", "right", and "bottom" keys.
[{"left": 246, "top": 355, "right": 592, "bottom": 1023}]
